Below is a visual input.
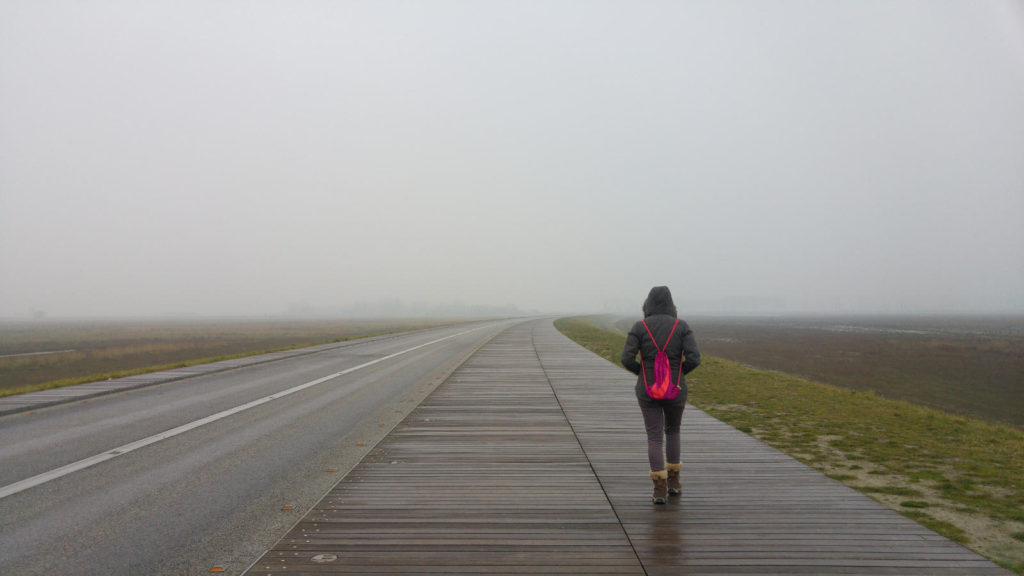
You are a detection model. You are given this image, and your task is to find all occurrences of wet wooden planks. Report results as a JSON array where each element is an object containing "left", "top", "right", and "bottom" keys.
[
  {"left": 245, "top": 319, "right": 1011, "bottom": 576},
  {"left": 246, "top": 324, "right": 643, "bottom": 575}
]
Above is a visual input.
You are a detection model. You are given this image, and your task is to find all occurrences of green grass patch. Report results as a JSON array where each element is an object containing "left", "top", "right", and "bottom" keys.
[
  {"left": 555, "top": 315, "right": 1024, "bottom": 574},
  {"left": 858, "top": 486, "right": 924, "bottom": 497},
  {"left": 901, "top": 511, "right": 970, "bottom": 544},
  {"left": 900, "top": 500, "right": 931, "bottom": 508}
]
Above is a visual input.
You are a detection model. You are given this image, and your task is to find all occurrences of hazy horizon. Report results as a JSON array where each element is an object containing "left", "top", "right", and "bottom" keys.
[
  {"left": 3, "top": 1, "right": 1022, "bottom": 319},
  {"left": 5, "top": 301, "right": 1024, "bottom": 323}
]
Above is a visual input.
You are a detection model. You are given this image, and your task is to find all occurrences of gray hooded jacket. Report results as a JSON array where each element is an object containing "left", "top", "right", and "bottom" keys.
[{"left": 621, "top": 286, "right": 701, "bottom": 403}]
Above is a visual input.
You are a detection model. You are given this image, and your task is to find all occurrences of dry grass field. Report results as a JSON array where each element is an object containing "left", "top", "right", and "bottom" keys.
[
  {"left": 0, "top": 318, "right": 459, "bottom": 396},
  {"left": 689, "top": 315, "right": 1024, "bottom": 430},
  {"left": 600, "top": 314, "right": 1024, "bottom": 430}
]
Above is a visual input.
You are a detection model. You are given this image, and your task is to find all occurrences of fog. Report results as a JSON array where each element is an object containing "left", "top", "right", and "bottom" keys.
[{"left": 2, "top": 1, "right": 1022, "bottom": 318}]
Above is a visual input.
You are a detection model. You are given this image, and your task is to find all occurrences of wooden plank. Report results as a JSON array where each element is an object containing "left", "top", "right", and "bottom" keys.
[{"left": 244, "top": 320, "right": 1012, "bottom": 576}]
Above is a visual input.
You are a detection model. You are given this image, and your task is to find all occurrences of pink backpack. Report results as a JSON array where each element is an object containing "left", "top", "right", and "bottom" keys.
[{"left": 641, "top": 318, "right": 682, "bottom": 400}]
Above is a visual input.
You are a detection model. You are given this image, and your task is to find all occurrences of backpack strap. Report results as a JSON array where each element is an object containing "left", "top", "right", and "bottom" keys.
[
  {"left": 642, "top": 318, "right": 680, "bottom": 351},
  {"left": 668, "top": 319, "right": 683, "bottom": 389},
  {"left": 677, "top": 336, "right": 685, "bottom": 391}
]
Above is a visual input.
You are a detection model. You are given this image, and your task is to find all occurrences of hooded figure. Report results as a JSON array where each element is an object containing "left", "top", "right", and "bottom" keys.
[
  {"left": 642, "top": 284, "right": 678, "bottom": 318},
  {"left": 621, "top": 286, "right": 700, "bottom": 504}
]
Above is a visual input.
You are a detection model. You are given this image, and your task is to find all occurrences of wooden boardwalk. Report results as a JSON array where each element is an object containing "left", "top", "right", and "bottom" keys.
[{"left": 245, "top": 319, "right": 1011, "bottom": 575}]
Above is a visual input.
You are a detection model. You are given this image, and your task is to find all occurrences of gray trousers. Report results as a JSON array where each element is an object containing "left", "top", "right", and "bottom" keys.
[{"left": 637, "top": 398, "right": 684, "bottom": 471}]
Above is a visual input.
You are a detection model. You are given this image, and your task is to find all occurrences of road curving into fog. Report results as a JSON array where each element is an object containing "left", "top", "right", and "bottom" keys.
[{"left": 0, "top": 319, "right": 520, "bottom": 576}]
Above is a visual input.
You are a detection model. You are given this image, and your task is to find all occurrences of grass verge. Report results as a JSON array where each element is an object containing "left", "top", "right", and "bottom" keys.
[
  {"left": 554, "top": 316, "right": 1024, "bottom": 574},
  {"left": 0, "top": 320, "right": 458, "bottom": 399},
  {"left": 0, "top": 339, "right": 351, "bottom": 399}
]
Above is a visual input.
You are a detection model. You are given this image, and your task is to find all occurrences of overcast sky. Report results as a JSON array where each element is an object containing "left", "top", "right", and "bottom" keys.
[{"left": 2, "top": 1, "right": 1022, "bottom": 318}]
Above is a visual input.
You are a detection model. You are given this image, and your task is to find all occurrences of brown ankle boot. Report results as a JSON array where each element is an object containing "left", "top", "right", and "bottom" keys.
[
  {"left": 650, "top": 470, "right": 668, "bottom": 504},
  {"left": 667, "top": 462, "right": 682, "bottom": 496}
]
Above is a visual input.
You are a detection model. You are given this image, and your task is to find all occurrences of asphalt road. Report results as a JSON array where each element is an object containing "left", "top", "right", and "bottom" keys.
[{"left": 0, "top": 319, "right": 517, "bottom": 575}]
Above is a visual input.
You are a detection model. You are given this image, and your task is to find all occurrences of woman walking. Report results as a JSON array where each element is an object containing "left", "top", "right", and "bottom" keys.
[{"left": 621, "top": 286, "right": 701, "bottom": 504}]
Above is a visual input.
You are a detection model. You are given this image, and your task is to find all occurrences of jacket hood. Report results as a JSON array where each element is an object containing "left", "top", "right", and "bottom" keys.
[{"left": 643, "top": 286, "right": 677, "bottom": 318}]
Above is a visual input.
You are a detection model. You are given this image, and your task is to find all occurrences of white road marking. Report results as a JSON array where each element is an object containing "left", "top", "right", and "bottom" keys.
[
  {"left": 0, "top": 326, "right": 486, "bottom": 500},
  {"left": 0, "top": 349, "right": 76, "bottom": 359}
]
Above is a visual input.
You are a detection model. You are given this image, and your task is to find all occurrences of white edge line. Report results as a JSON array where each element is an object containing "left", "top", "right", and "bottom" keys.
[{"left": 0, "top": 325, "right": 487, "bottom": 501}]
